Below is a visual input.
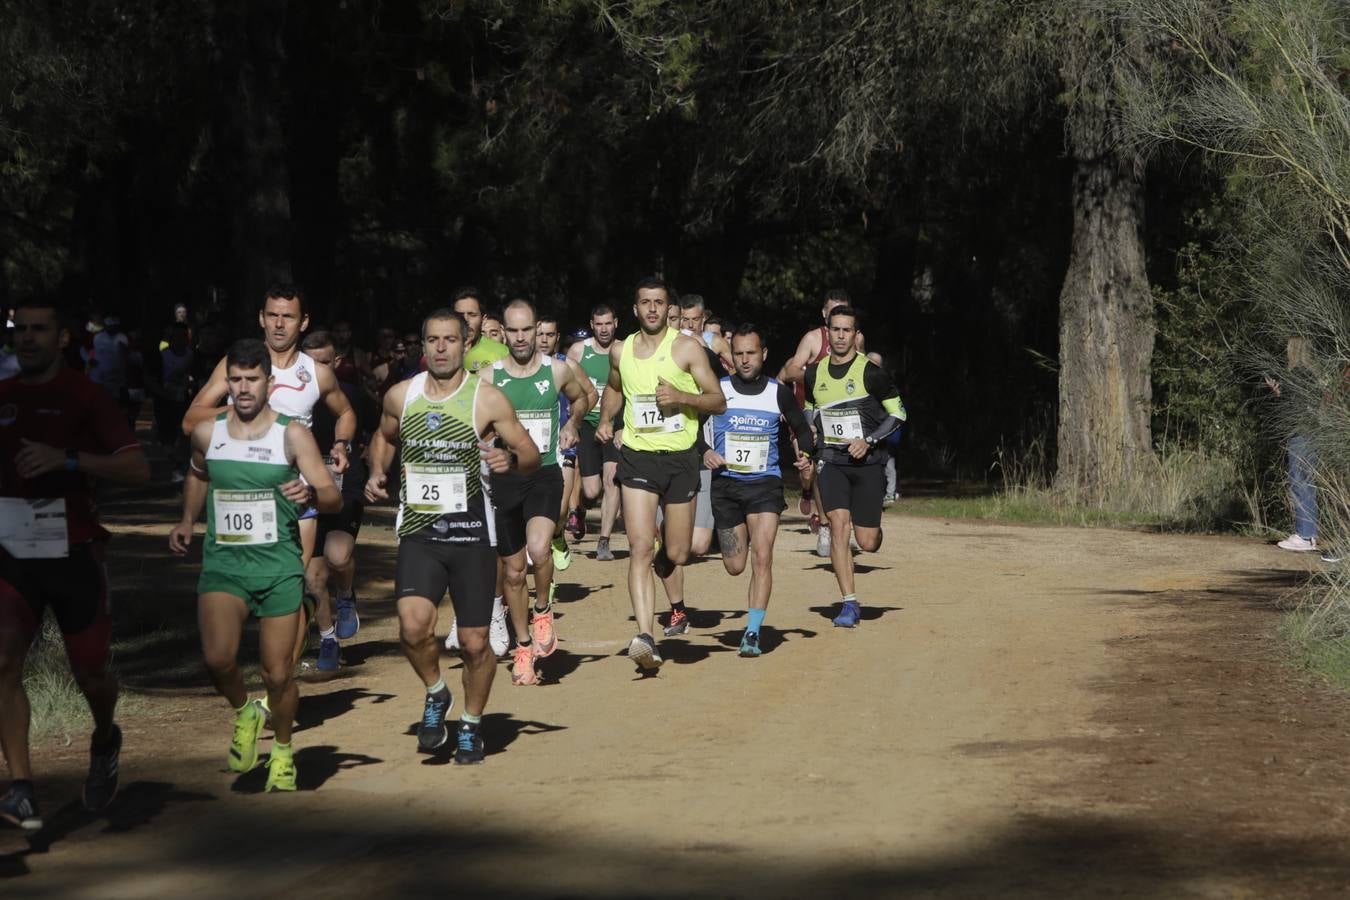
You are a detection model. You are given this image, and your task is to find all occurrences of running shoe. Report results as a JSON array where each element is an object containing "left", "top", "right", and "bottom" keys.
[
  {"left": 628, "top": 634, "right": 663, "bottom": 672},
  {"left": 531, "top": 604, "right": 557, "bottom": 657},
  {"left": 454, "top": 721, "right": 485, "bottom": 765},
  {"left": 264, "top": 746, "right": 297, "bottom": 792},
  {"left": 0, "top": 784, "right": 41, "bottom": 831},
  {"left": 511, "top": 645, "right": 539, "bottom": 685},
  {"left": 229, "top": 699, "right": 265, "bottom": 772},
  {"left": 255, "top": 695, "right": 272, "bottom": 728},
  {"left": 335, "top": 593, "right": 359, "bottom": 639},
  {"left": 882, "top": 493, "right": 898, "bottom": 507},
  {"left": 739, "top": 631, "right": 762, "bottom": 658},
  {"left": 567, "top": 507, "right": 586, "bottom": 540},
  {"left": 1322, "top": 551, "right": 1343, "bottom": 563},
  {"left": 595, "top": 536, "right": 615, "bottom": 561},
  {"left": 832, "top": 600, "right": 862, "bottom": 628},
  {"left": 83, "top": 724, "right": 122, "bottom": 812},
  {"left": 445, "top": 619, "right": 461, "bottom": 651},
  {"left": 489, "top": 606, "right": 510, "bottom": 657},
  {"left": 1278, "top": 534, "right": 1318, "bottom": 552},
  {"left": 815, "top": 528, "right": 831, "bottom": 558},
  {"left": 663, "top": 607, "right": 690, "bottom": 636},
  {"left": 316, "top": 636, "right": 340, "bottom": 672},
  {"left": 551, "top": 536, "right": 572, "bottom": 571},
  {"left": 417, "top": 688, "right": 455, "bottom": 753}
]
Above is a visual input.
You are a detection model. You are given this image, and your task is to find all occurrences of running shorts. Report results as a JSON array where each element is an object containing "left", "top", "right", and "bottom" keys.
[
  {"left": 198, "top": 571, "right": 304, "bottom": 618},
  {"left": 491, "top": 465, "right": 564, "bottom": 557},
  {"left": 577, "top": 421, "right": 620, "bottom": 478},
  {"left": 618, "top": 445, "right": 700, "bottom": 503},
  {"left": 710, "top": 475, "right": 787, "bottom": 530},
  {"left": 316, "top": 497, "right": 365, "bottom": 546},
  {"left": 0, "top": 542, "right": 112, "bottom": 674},
  {"left": 395, "top": 538, "right": 496, "bottom": 627},
  {"left": 816, "top": 460, "right": 885, "bottom": 529}
]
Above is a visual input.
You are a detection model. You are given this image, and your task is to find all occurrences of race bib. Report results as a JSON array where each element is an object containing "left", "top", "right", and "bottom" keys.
[
  {"left": 633, "top": 394, "right": 682, "bottom": 434},
  {"left": 214, "top": 490, "right": 277, "bottom": 545},
  {"left": 405, "top": 463, "right": 468, "bottom": 515},
  {"left": 0, "top": 497, "right": 68, "bottom": 559},
  {"left": 324, "top": 456, "right": 343, "bottom": 491},
  {"left": 821, "top": 408, "right": 864, "bottom": 445},
  {"left": 590, "top": 377, "right": 606, "bottom": 403},
  {"left": 518, "top": 410, "right": 552, "bottom": 454},
  {"left": 725, "top": 433, "right": 770, "bottom": 474}
]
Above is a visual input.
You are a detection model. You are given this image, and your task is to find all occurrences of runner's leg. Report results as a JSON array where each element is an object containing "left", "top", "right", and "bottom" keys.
[
  {"left": 0, "top": 584, "right": 38, "bottom": 780},
  {"left": 258, "top": 611, "right": 300, "bottom": 745},
  {"left": 622, "top": 487, "right": 661, "bottom": 635},
  {"left": 600, "top": 461, "right": 620, "bottom": 540},
  {"left": 198, "top": 592, "right": 251, "bottom": 709},
  {"left": 502, "top": 548, "right": 530, "bottom": 644},
  {"left": 527, "top": 516, "right": 556, "bottom": 610},
  {"left": 718, "top": 522, "right": 750, "bottom": 576},
  {"left": 826, "top": 508, "right": 855, "bottom": 598},
  {"left": 745, "top": 511, "right": 780, "bottom": 611}
]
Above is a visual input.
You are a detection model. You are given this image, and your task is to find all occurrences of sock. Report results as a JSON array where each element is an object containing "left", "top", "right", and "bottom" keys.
[
  {"left": 533, "top": 598, "right": 550, "bottom": 614},
  {"left": 670, "top": 600, "right": 686, "bottom": 614},
  {"left": 319, "top": 626, "right": 336, "bottom": 641},
  {"left": 461, "top": 712, "right": 482, "bottom": 725},
  {"left": 518, "top": 635, "right": 532, "bottom": 647},
  {"left": 272, "top": 741, "right": 292, "bottom": 756},
  {"left": 747, "top": 608, "right": 766, "bottom": 634},
  {"left": 841, "top": 593, "right": 857, "bottom": 605},
  {"left": 428, "top": 678, "right": 447, "bottom": 696},
  {"left": 492, "top": 596, "right": 504, "bottom": 617}
]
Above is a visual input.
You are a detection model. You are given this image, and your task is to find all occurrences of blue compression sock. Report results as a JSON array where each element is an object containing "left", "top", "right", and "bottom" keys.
[{"left": 747, "top": 608, "right": 766, "bottom": 634}]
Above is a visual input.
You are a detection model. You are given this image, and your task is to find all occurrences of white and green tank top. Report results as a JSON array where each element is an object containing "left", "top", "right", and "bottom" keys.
[
  {"left": 397, "top": 372, "right": 495, "bottom": 545},
  {"left": 490, "top": 354, "right": 559, "bottom": 468},
  {"left": 203, "top": 412, "right": 302, "bottom": 577}
]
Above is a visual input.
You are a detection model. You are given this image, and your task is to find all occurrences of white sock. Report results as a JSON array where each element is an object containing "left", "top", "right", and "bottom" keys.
[
  {"left": 320, "top": 626, "right": 337, "bottom": 641},
  {"left": 492, "top": 596, "right": 504, "bottom": 618}
]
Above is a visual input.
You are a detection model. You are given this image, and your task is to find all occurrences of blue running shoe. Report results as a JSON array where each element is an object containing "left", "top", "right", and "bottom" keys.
[
  {"left": 417, "top": 688, "right": 454, "bottom": 753},
  {"left": 738, "top": 631, "right": 762, "bottom": 657},
  {"left": 335, "top": 594, "right": 359, "bottom": 640},
  {"left": 832, "top": 600, "right": 861, "bottom": 628},
  {"left": 0, "top": 784, "right": 41, "bottom": 831},
  {"left": 454, "top": 721, "right": 485, "bottom": 765},
  {"left": 316, "top": 636, "right": 340, "bottom": 671}
]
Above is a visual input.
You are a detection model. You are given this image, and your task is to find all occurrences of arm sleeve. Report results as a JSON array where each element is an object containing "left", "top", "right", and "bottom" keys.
[
  {"left": 777, "top": 381, "right": 816, "bottom": 456},
  {"left": 865, "top": 364, "right": 906, "bottom": 421}
]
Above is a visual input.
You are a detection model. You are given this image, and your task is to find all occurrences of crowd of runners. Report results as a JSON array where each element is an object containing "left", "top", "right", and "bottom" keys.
[{"left": 0, "top": 278, "right": 905, "bottom": 826}]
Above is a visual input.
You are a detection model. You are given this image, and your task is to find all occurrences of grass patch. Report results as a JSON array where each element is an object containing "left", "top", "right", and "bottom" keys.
[
  {"left": 24, "top": 614, "right": 145, "bottom": 744},
  {"left": 897, "top": 494, "right": 1172, "bottom": 528},
  {"left": 1280, "top": 611, "right": 1350, "bottom": 691}
]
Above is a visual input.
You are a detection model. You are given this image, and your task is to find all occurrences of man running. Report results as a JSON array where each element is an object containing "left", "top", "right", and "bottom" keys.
[
  {"left": 566, "top": 304, "right": 622, "bottom": 560},
  {"left": 490, "top": 300, "right": 593, "bottom": 685},
  {"left": 804, "top": 306, "right": 904, "bottom": 627},
  {"left": 0, "top": 300, "right": 150, "bottom": 830},
  {"left": 779, "top": 289, "right": 867, "bottom": 557},
  {"left": 703, "top": 324, "right": 815, "bottom": 656},
  {"left": 454, "top": 288, "right": 510, "bottom": 376},
  {"left": 536, "top": 315, "right": 597, "bottom": 572},
  {"left": 595, "top": 278, "right": 726, "bottom": 671},
  {"left": 299, "top": 331, "right": 370, "bottom": 671},
  {"left": 365, "top": 309, "right": 539, "bottom": 762},
  {"left": 182, "top": 285, "right": 356, "bottom": 650},
  {"left": 170, "top": 338, "right": 341, "bottom": 791}
]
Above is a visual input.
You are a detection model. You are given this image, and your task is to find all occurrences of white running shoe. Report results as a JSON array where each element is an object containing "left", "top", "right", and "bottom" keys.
[
  {"left": 489, "top": 606, "right": 510, "bottom": 657},
  {"left": 1277, "top": 534, "right": 1318, "bottom": 552},
  {"left": 814, "top": 528, "right": 832, "bottom": 558},
  {"left": 444, "top": 620, "right": 460, "bottom": 651}
]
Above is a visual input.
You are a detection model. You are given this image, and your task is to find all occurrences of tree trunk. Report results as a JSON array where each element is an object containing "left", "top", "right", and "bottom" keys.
[{"left": 1055, "top": 115, "right": 1154, "bottom": 495}]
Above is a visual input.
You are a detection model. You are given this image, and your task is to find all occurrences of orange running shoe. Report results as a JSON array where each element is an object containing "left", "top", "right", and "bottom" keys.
[
  {"left": 511, "top": 644, "right": 538, "bottom": 685},
  {"left": 531, "top": 608, "right": 557, "bottom": 657}
]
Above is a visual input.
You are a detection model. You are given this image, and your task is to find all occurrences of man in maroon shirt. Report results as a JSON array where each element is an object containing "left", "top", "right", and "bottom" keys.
[{"left": 0, "top": 300, "right": 150, "bottom": 831}]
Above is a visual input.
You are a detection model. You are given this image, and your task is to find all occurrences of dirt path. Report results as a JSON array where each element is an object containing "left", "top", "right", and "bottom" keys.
[{"left": 5, "top": 501, "right": 1350, "bottom": 898}]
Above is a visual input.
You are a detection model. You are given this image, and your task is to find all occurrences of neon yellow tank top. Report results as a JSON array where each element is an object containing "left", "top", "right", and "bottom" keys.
[{"left": 619, "top": 328, "right": 699, "bottom": 452}]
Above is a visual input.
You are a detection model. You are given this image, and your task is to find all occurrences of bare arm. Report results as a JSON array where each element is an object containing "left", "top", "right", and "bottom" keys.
[
  {"left": 169, "top": 423, "right": 212, "bottom": 553},
  {"left": 712, "top": 334, "right": 733, "bottom": 370},
  {"left": 595, "top": 341, "right": 626, "bottom": 442},
  {"left": 286, "top": 421, "right": 341, "bottom": 514},
  {"left": 662, "top": 335, "right": 726, "bottom": 415},
  {"left": 480, "top": 383, "right": 541, "bottom": 475},
  {"left": 182, "top": 357, "right": 229, "bottom": 434},
  {"left": 779, "top": 330, "right": 820, "bottom": 384},
  {"left": 556, "top": 358, "right": 593, "bottom": 422},
  {"left": 317, "top": 365, "right": 355, "bottom": 472},
  {"left": 364, "top": 382, "right": 406, "bottom": 502}
]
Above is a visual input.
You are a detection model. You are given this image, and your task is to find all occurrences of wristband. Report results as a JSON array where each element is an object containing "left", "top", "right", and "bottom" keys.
[{"left": 65, "top": 449, "right": 80, "bottom": 471}]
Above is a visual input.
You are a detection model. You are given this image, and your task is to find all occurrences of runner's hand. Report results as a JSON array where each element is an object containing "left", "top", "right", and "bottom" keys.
[
  {"left": 329, "top": 444, "right": 350, "bottom": 473},
  {"left": 280, "top": 477, "right": 313, "bottom": 505},
  {"left": 558, "top": 422, "right": 579, "bottom": 451},
  {"left": 365, "top": 471, "right": 388, "bottom": 502},
  {"left": 15, "top": 439, "right": 65, "bottom": 479},
  {"left": 596, "top": 420, "right": 614, "bottom": 444},
  {"left": 703, "top": 449, "right": 726, "bottom": 470},
  {"left": 613, "top": 428, "right": 624, "bottom": 450},
  {"left": 655, "top": 377, "right": 683, "bottom": 409},
  {"left": 480, "top": 440, "right": 513, "bottom": 474},
  {"left": 169, "top": 521, "right": 194, "bottom": 555},
  {"left": 846, "top": 438, "right": 870, "bottom": 460}
]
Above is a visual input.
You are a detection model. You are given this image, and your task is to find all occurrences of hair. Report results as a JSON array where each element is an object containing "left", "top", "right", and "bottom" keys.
[
  {"left": 301, "top": 330, "right": 334, "bottom": 352},
  {"left": 679, "top": 293, "right": 706, "bottom": 311},
  {"left": 226, "top": 338, "right": 272, "bottom": 377},
  {"left": 503, "top": 298, "right": 537, "bottom": 321},
  {"left": 706, "top": 315, "right": 722, "bottom": 329},
  {"left": 590, "top": 302, "right": 616, "bottom": 320},
  {"left": 422, "top": 307, "right": 469, "bottom": 342},
  {"left": 633, "top": 275, "right": 673, "bottom": 303},
  {"left": 821, "top": 288, "right": 851, "bottom": 307},
  {"left": 263, "top": 283, "right": 305, "bottom": 316},
  {"left": 537, "top": 314, "right": 560, "bottom": 331},
  {"left": 827, "top": 305, "right": 859, "bottom": 327},
  {"left": 731, "top": 322, "right": 764, "bottom": 345},
  {"left": 451, "top": 286, "right": 485, "bottom": 311},
  {"left": 483, "top": 309, "right": 504, "bottom": 324}
]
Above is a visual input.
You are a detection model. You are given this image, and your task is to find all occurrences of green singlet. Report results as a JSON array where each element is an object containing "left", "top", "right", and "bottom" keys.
[
  {"left": 577, "top": 338, "right": 611, "bottom": 427},
  {"left": 464, "top": 336, "right": 508, "bottom": 375},
  {"left": 489, "top": 354, "right": 559, "bottom": 467},
  {"left": 202, "top": 412, "right": 301, "bottom": 577}
]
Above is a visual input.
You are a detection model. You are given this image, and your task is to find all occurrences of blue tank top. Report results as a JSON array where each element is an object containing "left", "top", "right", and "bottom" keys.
[{"left": 711, "top": 375, "right": 784, "bottom": 481}]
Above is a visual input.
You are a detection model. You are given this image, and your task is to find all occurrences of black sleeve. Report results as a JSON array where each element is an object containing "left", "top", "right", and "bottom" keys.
[
  {"left": 803, "top": 363, "right": 817, "bottom": 404},
  {"left": 777, "top": 381, "right": 816, "bottom": 456},
  {"left": 864, "top": 362, "right": 899, "bottom": 401}
]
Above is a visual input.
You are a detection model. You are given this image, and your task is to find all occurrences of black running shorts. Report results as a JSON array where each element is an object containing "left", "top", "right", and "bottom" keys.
[
  {"left": 710, "top": 475, "right": 787, "bottom": 530},
  {"left": 316, "top": 497, "right": 365, "bottom": 546},
  {"left": 577, "top": 421, "right": 620, "bottom": 479},
  {"left": 0, "top": 542, "right": 112, "bottom": 675},
  {"left": 816, "top": 461, "right": 885, "bottom": 529},
  {"left": 618, "top": 445, "right": 700, "bottom": 503},
  {"left": 395, "top": 538, "right": 497, "bottom": 628},
  {"left": 491, "top": 465, "right": 564, "bottom": 557}
]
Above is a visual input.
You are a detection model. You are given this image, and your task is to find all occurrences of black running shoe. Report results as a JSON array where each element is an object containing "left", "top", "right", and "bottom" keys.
[
  {"left": 0, "top": 785, "right": 41, "bottom": 831},
  {"left": 454, "top": 721, "right": 485, "bottom": 765},
  {"left": 83, "top": 724, "right": 122, "bottom": 812},
  {"left": 417, "top": 688, "right": 454, "bottom": 753}
]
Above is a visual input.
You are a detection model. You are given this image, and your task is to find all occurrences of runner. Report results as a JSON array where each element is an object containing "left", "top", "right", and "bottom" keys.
[
  {"left": 804, "top": 306, "right": 904, "bottom": 627},
  {"left": 678, "top": 294, "right": 733, "bottom": 562},
  {"left": 595, "top": 277, "right": 726, "bottom": 671},
  {"left": 299, "top": 331, "right": 371, "bottom": 671},
  {"left": 0, "top": 300, "right": 150, "bottom": 830},
  {"left": 536, "top": 315, "right": 597, "bottom": 572},
  {"left": 365, "top": 308, "right": 539, "bottom": 761},
  {"left": 778, "top": 289, "right": 866, "bottom": 558},
  {"left": 490, "top": 300, "right": 593, "bottom": 685},
  {"left": 453, "top": 288, "right": 509, "bottom": 376},
  {"left": 169, "top": 338, "right": 341, "bottom": 792},
  {"left": 182, "top": 284, "right": 355, "bottom": 571},
  {"left": 482, "top": 311, "right": 505, "bottom": 345},
  {"left": 566, "top": 304, "right": 622, "bottom": 560},
  {"left": 703, "top": 324, "right": 815, "bottom": 656}
]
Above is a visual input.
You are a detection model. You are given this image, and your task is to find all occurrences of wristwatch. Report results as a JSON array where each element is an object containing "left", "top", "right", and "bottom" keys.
[{"left": 333, "top": 439, "right": 353, "bottom": 453}]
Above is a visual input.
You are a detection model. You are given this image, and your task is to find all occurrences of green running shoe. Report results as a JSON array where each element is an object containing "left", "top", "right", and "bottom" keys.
[
  {"left": 551, "top": 536, "right": 572, "bottom": 571},
  {"left": 228, "top": 699, "right": 265, "bottom": 772},
  {"left": 265, "top": 746, "right": 297, "bottom": 792}
]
